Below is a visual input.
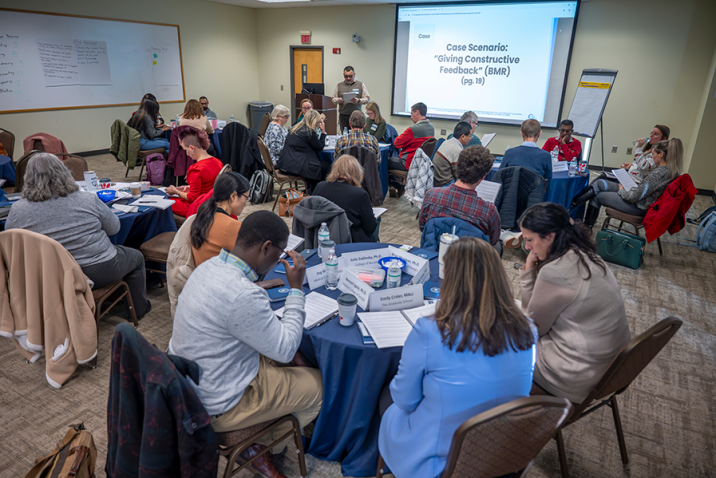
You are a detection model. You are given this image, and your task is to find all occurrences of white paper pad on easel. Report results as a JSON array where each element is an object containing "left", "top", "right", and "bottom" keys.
[
  {"left": 613, "top": 168, "right": 638, "bottom": 190},
  {"left": 475, "top": 180, "right": 501, "bottom": 203},
  {"left": 481, "top": 133, "right": 496, "bottom": 147}
]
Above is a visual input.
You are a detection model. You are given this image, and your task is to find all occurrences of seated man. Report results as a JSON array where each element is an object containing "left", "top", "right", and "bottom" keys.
[
  {"left": 498, "top": 118, "right": 552, "bottom": 190},
  {"left": 200, "top": 96, "right": 217, "bottom": 119},
  {"left": 168, "top": 210, "right": 322, "bottom": 478},
  {"left": 419, "top": 146, "right": 501, "bottom": 251},
  {"left": 433, "top": 121, "right": 472, "bottom": 187},
  {"left": 335, "top": 110, "right": 380, "bottom": 157},
  {"left": 542, "top": 119, "right": 581, "bottom": 162},
  {"left": 389, "top": 102, "right": 434, "bottom": 171},
  {"left": 447, "top": 111, "right": 482, "bottom": 147}
]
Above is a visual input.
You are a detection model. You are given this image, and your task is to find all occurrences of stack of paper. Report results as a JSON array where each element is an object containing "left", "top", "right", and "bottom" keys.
[
  {"left": 373, "top": 207, "right": 387, "bottom": 219},
  {"left": 613, "top": 168, "right": 638, "bottom": 190},
  {"left": 275, "top": 292, "right": 339, "bottom": 329},
  {"left": 357, "top": 311, "right": 414, "bottom": 348},
  {"left": 475, "top": 180, "right": 501, "bottom": 203},
  {"left": 129, "top": 197, "right": 175, "bottom": 210}
]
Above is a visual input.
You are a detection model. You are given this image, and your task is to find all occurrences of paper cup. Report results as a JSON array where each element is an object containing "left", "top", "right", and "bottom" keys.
[
  {"left": 140, "top": 181, "right": 150, "bottom": 192},
  {"left": 129, "top": 182, "right": 142, "bottom": 199},
  {"left": 337, "top": 294, "right": 358, "bottom": 327}
]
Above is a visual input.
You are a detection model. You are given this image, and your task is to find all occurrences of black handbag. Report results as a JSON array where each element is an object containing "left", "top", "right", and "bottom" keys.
[{"left": 596, "top": 229, "right": 646, "bottom": 269}]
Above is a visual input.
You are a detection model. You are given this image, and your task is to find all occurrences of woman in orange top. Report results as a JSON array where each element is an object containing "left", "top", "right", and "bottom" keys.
[
  {"left": 166, "top": 128, "right": 223, "bottom": 217},
  {"left": 190, "top": 172, "right": 250, "bottom": 267}
]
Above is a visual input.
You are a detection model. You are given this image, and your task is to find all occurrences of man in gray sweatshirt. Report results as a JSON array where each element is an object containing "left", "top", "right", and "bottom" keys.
[{"left": 168, "top": 210, "right": 321, "bottom": 478}]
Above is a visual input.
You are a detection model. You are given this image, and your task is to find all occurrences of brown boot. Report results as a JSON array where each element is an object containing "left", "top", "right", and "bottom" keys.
[{"left": 238, "top": 443, "right": 287, "bottom": 478}]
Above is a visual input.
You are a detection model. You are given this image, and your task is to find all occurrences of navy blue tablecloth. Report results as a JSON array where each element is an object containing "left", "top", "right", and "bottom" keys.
[
  {"left": 0, "top": 155, "right": 15, "bottom": 184},
  {"left": 264, "top": 243, "right": 440, "bottom": 477},
  {"left": 108, "top": 189, "right": 177, "bottom": 247},
  {"left": 486, "top": 166, "right": 589, "bottom": 219},
  {"left": 320, "top": 145, "right": 390, "bottom": 200}
]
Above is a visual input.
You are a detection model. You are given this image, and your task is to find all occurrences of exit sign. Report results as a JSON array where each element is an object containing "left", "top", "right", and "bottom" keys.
[{"left": 301, "top": 34, "right": 310, "bottom": 44}]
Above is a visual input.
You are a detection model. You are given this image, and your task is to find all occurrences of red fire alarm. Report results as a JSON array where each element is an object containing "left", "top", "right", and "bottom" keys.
[
  {"left": 300, "top": 31, "right": 311, "bottom": 44},
  {"left": 333, "top": 48, "right": 341, "bottom": 54}
]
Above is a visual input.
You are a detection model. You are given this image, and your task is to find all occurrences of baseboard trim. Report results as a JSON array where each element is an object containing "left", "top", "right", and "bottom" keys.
[
  {"left": 695, "top": 188, "right": 715, "bottom": 197},
  {"left": 74, "top": 149, "right": 109, "bottom": 157}
]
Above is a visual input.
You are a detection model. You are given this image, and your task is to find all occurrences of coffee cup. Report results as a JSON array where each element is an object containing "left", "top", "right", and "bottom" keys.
[
  {"left": 337, "top": 294, "right": 358, "bottom": 327},
  {"left": 129, "top": 182, "right": 142, "bottom": 199},
  {"left": 99, "top": 178, "right": 111, "bottom": 189}
]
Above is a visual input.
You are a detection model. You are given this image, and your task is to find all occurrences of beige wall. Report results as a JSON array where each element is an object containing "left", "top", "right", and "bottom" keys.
[
  {"left": 256, "top": 0, "right": 716, "bottom": 188},
  {"left": 685, "top": 46, "right": 716, "bottom": 193},
  {"left": 0, "top": 0, "right": 259, "bottom": 157}
]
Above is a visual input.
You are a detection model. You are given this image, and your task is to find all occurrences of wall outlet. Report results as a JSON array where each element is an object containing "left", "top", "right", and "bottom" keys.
[
  {"left": 611, "top": 145, "right": 618, "bottom": 153},
  {"left": 280, "top": 85, "right": 284, "bottom": 91},
  {"left": 441, "top": 129, "right": 447, "bottom": 135},
  {"left": 626, "top": 147, "right": 633, "bottom": 155}
]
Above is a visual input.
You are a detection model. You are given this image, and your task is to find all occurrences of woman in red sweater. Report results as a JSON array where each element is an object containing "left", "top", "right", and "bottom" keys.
[{"left": 166, "top": 127, "right": 223, "bottom": 217}]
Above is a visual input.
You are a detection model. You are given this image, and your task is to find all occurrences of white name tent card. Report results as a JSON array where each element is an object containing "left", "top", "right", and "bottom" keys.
[
  {"left": 613, "top": 168, "right": 638, "bottom": 191},
  {"left": 552, "top": 162, "right": 569, "bottom": 172},
  {"left": 340, "top": 248, "right": 389, "bottom": 269},
  {"left": 474, "top": 180, "right": 502, "bottom": 204},
  {"left": 387, "top": 246, "right": 428, "bottom": 276},
  {"left": 305, "top": 259, "right": 345, "bottom": 290},
  {"left": 409, "top": 260, "right": 431, "bottom": 286},
  {"left": 337, "top": 269, "right": 374, "bottom": 310},
  {"left": 368, "top": 284, "right": 424, "bottom": 312}
]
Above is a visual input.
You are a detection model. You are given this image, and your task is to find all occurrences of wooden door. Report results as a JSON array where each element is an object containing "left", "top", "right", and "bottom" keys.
[{"left": 293, "top": 48, "right": 323, "bottom": 98}]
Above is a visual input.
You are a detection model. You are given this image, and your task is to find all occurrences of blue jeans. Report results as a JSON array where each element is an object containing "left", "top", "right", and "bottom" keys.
[{"left": 139, "top": 138, "right": 170, "bottom": 151}]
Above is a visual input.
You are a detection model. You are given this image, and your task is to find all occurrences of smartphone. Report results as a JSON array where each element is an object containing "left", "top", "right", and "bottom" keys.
[{"left": 300, "top": 248, "right": 317, "bottom": 260}]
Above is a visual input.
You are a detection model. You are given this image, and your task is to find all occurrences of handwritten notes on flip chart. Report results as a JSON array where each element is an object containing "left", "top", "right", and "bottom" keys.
[{"left": 36, "top": 38, "right": 112, "bottom": 87}]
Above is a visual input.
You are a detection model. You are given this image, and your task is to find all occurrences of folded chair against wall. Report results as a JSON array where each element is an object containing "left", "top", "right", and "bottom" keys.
[
  {"left": 531, "top": 317, "right": 682, "bottom": 478},
  {"left": 377, "top": 396, "right": 572, "bottom": 478}
]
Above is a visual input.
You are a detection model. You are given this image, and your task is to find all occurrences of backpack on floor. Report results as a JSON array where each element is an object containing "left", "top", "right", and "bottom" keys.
[
  {"left": 144, "top": 153, "right": 167, "bottom": 185},
  {"left": 24, "top": 423, "right": 97, "bottom": 478},
  {"left": 248, "top": 169, "right": 273, "bottom": 204},
  {"left": 695, "top": 211, "right": 716, "bottom": 252}
]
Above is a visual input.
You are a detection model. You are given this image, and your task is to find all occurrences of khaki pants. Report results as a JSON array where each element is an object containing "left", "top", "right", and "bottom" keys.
[{"left": 211, "top": 357, "right": 323, "bottom": 452}]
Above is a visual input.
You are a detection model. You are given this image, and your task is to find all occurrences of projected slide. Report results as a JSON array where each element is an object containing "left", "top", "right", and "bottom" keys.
[{"left": 392, "top": 2, "right": 578, "bottom": 127}]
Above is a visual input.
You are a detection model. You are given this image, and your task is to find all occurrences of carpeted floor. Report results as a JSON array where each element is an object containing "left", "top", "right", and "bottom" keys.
[{"left": 1, "top": 154, "right": 714, "bottom": 477}]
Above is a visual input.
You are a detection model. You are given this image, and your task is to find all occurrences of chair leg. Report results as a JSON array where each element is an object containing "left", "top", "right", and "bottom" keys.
[
  {"left": 657, "top": 237, "right": 663, "bottom": 256},
  {"left": 273, "top": 182, "right": 286, "bottom": 212},
  {"left": 123, "top": 283, "right": 138, "bottom": 327},
  {"left": 609, "top": 396, "right": 630, "bottom": 469},
  {"left": 601, "top": 216, "right": 611, "bottom": 232},
  {"left": 125, "top": 161, "right": 131, "bottom": 178},
  {"left": 376, "top": 453, "right": 386, "bottom": 478},
  {"left": 555, "top": 429, "right": 569, "bottom": 478},
  {"left": 289, "top": 415, "right": 308, "bottom": 478}
]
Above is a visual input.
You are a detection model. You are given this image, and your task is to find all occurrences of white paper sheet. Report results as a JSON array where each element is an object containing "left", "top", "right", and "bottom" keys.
[
  {"left": 400, "top": 302, "right": 436, "bottom": 326},
  {"left": 373, "top": 207, "right": 387, "bottom": 219},
  {"left": 357, "top": 311, "right": 413, "bottom": 348},
  {"left": 275, "top": 292, "right": 339, "bottom": 329},
  {"left": 75, "top": 40, "right": 112, "bottom": 86},
  {"left": 37, "top": 38, "right": 79, "bottom": 86},
  {"left": 481, "top": 133, "right": 496, "bottom": 147},
  {"left": 475, "top": 180, "right": 502, "bottom": 203},
  {"left": 613, "top": 168, "right": 638, "bottom": 190},
  {"left": 128, "top": 197, "right": 174, "bottom": 210},
  {"left": 342, "top": 92, "right": 357, "bottom": 102}
]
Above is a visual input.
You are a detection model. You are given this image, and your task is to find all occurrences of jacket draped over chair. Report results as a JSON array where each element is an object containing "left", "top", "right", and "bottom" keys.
[
  {"left": 110, "top": 120, "right": 141, "bottom": 168},
  {"left": 492, "top": 166, "right": 548, "bottom": 230}
]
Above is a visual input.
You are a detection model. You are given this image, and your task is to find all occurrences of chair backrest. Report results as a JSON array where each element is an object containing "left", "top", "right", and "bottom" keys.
[
  {"left": 345, "top": 145, "right": 382, "bottom": 206},
  {"left": 421, "top": 137, "right": 438, "bottom": 158},
  {"left": 33, "top": 139, "right": 45, "bottom": 152},
  {"left": 55, "top": 153, "right": 89, "bottom": 181},
  {"left": 0, "top": 127, "right": 16, "bottom": 160},
  {"left": 441, "top": 396, "right": 572, "bottom": 478},
  {"left": 257, "top": 137, "right": 275, "bottom": 175},
  {"left": 492, "top": 166, "right": 547, "bottom": 230},
  {"left": 420, "top": 217, "right": 488, "bottom": 251},
  {"left": 12, "top": 150, "right": 42, "bottom": 191},
  {"left": 258, "top": 113, "right": 272, "bottom": 138},
  {"left": 572, "top": 317, "right": 682, "bottom": 419},
  {"left": 432, "top": 137, "right": 446, "bottom": 160}
]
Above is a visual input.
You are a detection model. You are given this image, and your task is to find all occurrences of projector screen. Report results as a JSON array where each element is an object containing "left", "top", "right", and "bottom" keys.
[{"left": 392, "top": 1, "right": 580, "bottom": 128}]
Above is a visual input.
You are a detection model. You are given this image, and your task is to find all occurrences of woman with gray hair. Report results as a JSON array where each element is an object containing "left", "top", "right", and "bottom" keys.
[
  {"left": 264, "top": 104, "right": 290, "bottom": 165},
  {"left": 5, "top": 153, "right": 150, "bottom": 318},
  {"left": 447, "top": 110, "right": 482, "bottom": 147}
]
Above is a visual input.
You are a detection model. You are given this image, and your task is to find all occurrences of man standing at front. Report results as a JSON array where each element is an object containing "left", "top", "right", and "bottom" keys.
[
  {"left": 332, "top": 66, "right": 370, "bottom": 132},
  {"left": 542, "top": 119, "right": 581, "bottom": 162},
  {"left": 168, "top": 210, "right": 322, "bottom": 478}
]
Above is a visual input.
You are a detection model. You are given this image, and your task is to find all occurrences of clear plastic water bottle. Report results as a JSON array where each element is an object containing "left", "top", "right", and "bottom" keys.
[
  {"left": 317, "top": 222, "right": 330, "bottom": 257},
  {"left": 386, "top": 262, "right": 401, "bottom": 289},
  {"left": 568, "top": 157, "right": 577, "bottom": 177},
  {"left": 325, "top": 248, "right": 339, "bottom": 291},
  {"left": 342, "top": 127, "right": 348, "bottom": 137},
  {"left": 579, "top": 156, "right": 588, "bottom": 175},
  {"left": 551, "top": 146, "right": 559, "bottom": 162},
  {"left": 230, "top": 114, "right": 235, "bottom": 123}
]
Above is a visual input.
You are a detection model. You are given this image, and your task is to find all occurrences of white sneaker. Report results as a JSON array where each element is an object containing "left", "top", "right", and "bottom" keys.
[{"left": 504, "top": 232, "right": 523, "bottom": 249}]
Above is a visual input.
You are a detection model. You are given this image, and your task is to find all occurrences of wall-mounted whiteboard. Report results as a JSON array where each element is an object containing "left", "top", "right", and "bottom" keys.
[{"left": 0, "top": 9, "right": 185, "bottom": 114}]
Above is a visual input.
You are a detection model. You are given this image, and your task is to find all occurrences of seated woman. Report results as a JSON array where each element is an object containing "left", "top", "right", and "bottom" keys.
[
  {"left": 277, "top": 109, "right": 329, "bottom": 191},
  {"left": 191, "top": 172, "right": 250, "bottom": 267},
  {"left": 178, "top": 99, "right": 214, "bottom": 134},
  {"left": 264, "top": 105, "right": 290, "bottom": 165},
  {"left": 166, "top": 128, "right": 223, "bottom": 217},
  {"left": 363, "top": 101, "right": 387, "bottom": 142},
  {"left": 519, "top": 203, "right": 631, "bottom": 403},
  {"left": 128, "top": 97, "right": 171, "bottom": 150},
  {"left": 313, "top": 155, "right": 378, "bottom": 242},
  {"left": 379, "top": 237, "right": 535, "bottom": 478},
  {"left": 582, "top": 138, "right": 682, "bottom": 227},
  {"left": 294, "top": 98, "right": 313, "bottom": 125},
  {"left": 5, "top": 153, "right": 151, "bottom": 318}
]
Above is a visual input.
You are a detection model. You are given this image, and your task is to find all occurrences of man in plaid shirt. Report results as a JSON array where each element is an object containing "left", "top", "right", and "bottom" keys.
[
  {"left": 419, "top": 146, "right": 501, "bottom": 246},
  {"left": 335, "top": 111, "right": 380, "bottom": 157}
]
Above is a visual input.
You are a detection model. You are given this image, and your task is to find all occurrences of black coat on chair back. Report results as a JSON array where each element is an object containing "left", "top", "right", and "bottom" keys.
[
  {"left": 221, "top": 122, "right": 263, "bottom": 179},
  {"left": 492, "top": 166, "right": 547, "bottom": 230},
  {"left": 277, "top": 128, "right": 327, "bottom": 181}
]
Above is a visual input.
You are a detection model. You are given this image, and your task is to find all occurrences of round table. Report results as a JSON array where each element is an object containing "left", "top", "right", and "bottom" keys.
[{"left": 264, "top": 242, "right": 440, "bottom": 477}]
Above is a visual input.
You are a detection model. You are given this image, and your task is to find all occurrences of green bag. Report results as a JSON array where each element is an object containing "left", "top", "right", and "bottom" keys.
[{"left": 596, "top": 229, "right": 646, "bottom": 269}]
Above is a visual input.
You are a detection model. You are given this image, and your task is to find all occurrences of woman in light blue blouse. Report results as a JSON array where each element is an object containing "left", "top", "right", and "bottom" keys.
[
  {"left": 379, "top": 237, "right": 536, "bottom": 478},
  {"left": 264, "top": 104, "right": 290, "bottom": 165}
]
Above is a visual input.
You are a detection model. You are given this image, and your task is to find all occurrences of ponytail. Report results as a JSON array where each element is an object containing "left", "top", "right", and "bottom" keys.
[
  {"left": 190, "top": 171, "right": 251, "bottom": 250},
  {"left": 666, "top": 138, "right": 683, "bottom": 179}
]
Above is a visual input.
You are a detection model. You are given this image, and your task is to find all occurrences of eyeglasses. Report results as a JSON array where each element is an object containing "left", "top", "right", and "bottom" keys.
[
  {"left": 269, "top": 241, "right": 288, "bottom": 255},
  {"left": 559, "top": 128, "right": 573, "bottom": 133},
  {"left": 344, "top": 74, "right": 355, "bottom": 79},
  {"left": 242, "top": 192, "right": 250, "bottom": 200}
]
